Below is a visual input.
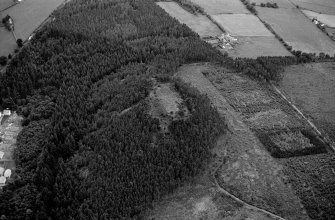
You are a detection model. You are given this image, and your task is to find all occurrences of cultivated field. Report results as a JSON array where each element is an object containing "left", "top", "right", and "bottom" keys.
[
  {"left": 257, "top": 7, "right": 335, "bottom": 54},
  {"left": 212, "top": 14, "right": 273, "bottom": 36},
  {"left": 302, "top": 9, "right": 335, "bottom": 27},
  {"left": 220, "top": 36, "right": 292, "bottom": 58},
  {"left": 0, "top": 28, "right": 16, "bottom": 57},
  {"left": 4, "top": 0, "right": 64, "bottom": 40},
  {"left": 189, "top": 0, "right": 250, "bottom": 15},
  {"left": 253, "top": 0, "right": 294, "bottom": 8},
  {"left": 291, "top": 0, "right": 335, "bottom": 15},
  {"left": 157, "top": 2, "right": 222, "bottom": 38},
  {"left": 279, "top": 62, "right": 335, "bottom": 141}
]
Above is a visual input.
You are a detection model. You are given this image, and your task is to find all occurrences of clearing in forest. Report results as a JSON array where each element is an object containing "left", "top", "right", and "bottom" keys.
[
  {"left": 149, "top": 82, "right": 189, "bottom": 133},
  {"left": 279, "top": 62, "right": 335, "bottom": 141},
  {"left": 257, "top": 7, "right": 335, "bottom": 54},
  {"left": 302, "top": 9, "right": 335, "bottom": 27},
  {"left": 290, "top": 0, "right": 335, "bottom": 15},
  {"left": 189, "top": 0, "right": 250, "bottom": 15},
  {"left": 156, "top": 2, "right": 222, "bottom": 38},
  {"left": 212, "top": 14, "right": 273, "bottom": 37}
]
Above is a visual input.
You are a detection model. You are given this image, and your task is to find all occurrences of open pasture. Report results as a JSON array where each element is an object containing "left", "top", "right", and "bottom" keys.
[
  {"left": 189, "top": 0, "right": 250, "bottom": 15},
  {"left": 279, "top": 62, "right": 335, "bottom": 140},
  {"left": 0, "top": 28, "right": 16, "bottom": 57},
  {"left": 5, "top": 0, "right": 64, "bottom": 41},
  {"left": 0, "top": 0, "right": 15, "bottom": 11},
  {"left": 257, "top": 7, "right": 335, "bottom": 54},
  {"left": 157, "top": 2, "right": 222, "bottom": 38},
  {"left": 221, "top": 36, "right": 292, "bottom": 58},
  {"left": 291, "top": 0, "right": 335, "bottom": 15},
  {"left": 212, "top": 14, "right": 273, "bottom": 36},
  {"left": 302, "top": 9, "right": 335, "bottom": 27}
]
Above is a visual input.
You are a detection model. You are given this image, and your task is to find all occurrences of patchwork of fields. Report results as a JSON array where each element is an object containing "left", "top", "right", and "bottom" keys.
[
  {"left": 257, "top": 8, "right": 335, "bottom": 54},
  {"left": 156, "top": 2, "right": 222, "bottom": 38}
]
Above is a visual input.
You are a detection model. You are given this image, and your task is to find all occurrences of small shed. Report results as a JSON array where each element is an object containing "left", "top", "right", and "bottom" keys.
[{"left": 3, "top": 109, "right": 11, "bottom": 116}]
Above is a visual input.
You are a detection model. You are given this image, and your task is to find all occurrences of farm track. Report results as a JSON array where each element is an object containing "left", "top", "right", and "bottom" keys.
[
  {"left": 211, "top": 133, "right": 286, "bottom": 220},
  {"left": 270, "top": 82, "right": 335, "bottom": 151}
]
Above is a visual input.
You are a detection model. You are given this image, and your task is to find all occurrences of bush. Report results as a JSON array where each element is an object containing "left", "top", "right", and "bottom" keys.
[
  {"left": 0, "top": 56, "right": 7, "bottom": 66},
  {"left": 16, "top": 39, "right": 23, "bottom": 47}
]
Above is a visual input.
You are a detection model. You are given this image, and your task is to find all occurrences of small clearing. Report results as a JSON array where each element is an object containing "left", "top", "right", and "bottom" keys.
[
  {"left": 257, "top": 7, "right": 335, "bottom": 54},
  {"left": 279, "top": 62, "right": 335, "bottom": 140},
  {"left": 291, "top": 0, "right": 335, "bottom": 15},
  {"left": 189, "top": 0, "right": 250, "bottom": 15},
  {"left": 302, "top": 9, "right": 335, "bottom": 27},
  {"left": 212, "top": 14, "right": 273, "bottom": 37},
  {"left": 149, "top": 82, "right": 188, "bottom": 133},
  {"left": 156, "top": 2, "right": 222, "bottom": 38}
]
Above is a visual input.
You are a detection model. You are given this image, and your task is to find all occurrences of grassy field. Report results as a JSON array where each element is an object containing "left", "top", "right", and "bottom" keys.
[
  {"left": 279, "top": 62, "right": 335, "bottom": 141},
  {"left": 253, "top": 0, "right": 295, "bottom": 8},
  {"left": 189, "top": 0, "right": 250, "bottom": 14},
  {"left": 157, "top": 2, "right": 222, "bottom": 38},
  {"left": 302, "top": 9, "right": 335, "bottom": 27},
  {"left": 4, "top": 0, "right": 64, "bottom": 40},
  {"left": 0, "top": 28, "right": 16, "bottom": 57},
  {"left": 0, "top": 0, "right": 15, "bottom": 11},
  {"left": 220, "top": 36, "right": 292, "bottom": 58},
  {"left": 291, "top": 0, "right": 335, "bottom": 15},
  {"left": 257, "top": 7, "right": 335, "bottom": 54},
  {"left": 212, "top": 14, "right": 273, "bottom": 36}
]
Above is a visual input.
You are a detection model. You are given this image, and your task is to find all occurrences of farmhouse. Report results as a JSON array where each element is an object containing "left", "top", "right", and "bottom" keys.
[{"left": 2, "top": 15, "right": 14, "bottom": 31}]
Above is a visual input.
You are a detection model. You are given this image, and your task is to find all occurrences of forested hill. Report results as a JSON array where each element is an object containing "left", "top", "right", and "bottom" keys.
[{"left": 0, "top": 0, "right": 226, "bottom": 219}]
